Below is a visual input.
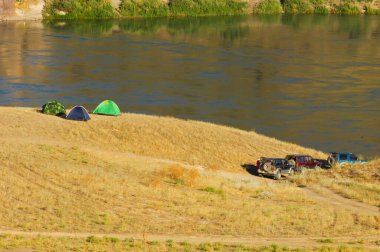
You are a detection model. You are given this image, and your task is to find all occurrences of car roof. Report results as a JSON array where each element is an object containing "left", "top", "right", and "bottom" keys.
[
  {"left": 285, "top": 154, "right": 311, "bottom": 157},
  {"left": 260, "top": 157, "right": 286, "bottom": 161},
  {"left": 329, "top": 152, "right": 354, "bottom": 155}
]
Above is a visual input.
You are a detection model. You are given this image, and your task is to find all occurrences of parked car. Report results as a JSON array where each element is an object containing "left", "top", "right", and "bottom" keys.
[
  {"left": 257, "top": 157, "right": 297, "bottom": 180},
  {"left": 285, "top": 155, "right": 322, "bottom": 170},
  {"left": 327, "top": 152, "right": 367, "bottom": 166}
]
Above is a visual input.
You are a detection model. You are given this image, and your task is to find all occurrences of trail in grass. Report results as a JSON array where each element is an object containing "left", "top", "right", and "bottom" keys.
[
  {"left": 0, "top": 230, "right": 380, "bottom": 249},
  {"left": 301, "top": 185, "right": 380, "bottom": 216}
]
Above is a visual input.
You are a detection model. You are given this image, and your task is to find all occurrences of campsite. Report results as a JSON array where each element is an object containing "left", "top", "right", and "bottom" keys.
[
  {"left": 0, "top": 105, "right": 379, "bottom": 251},
  {"left": 1, "top": 5, "right": 380, "bottom": 250}
]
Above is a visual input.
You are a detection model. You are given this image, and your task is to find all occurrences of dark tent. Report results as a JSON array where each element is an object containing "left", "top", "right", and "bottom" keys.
[
  {"left": 42, "top": 100, "right": 66, "bottom": 116},
  {"left": 66, "top": 106, "right": 91, "bottom": 121}
]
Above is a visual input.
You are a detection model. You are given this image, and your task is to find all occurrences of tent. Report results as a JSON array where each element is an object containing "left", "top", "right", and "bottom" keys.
[
  {"left": 66, "top": 106, "right": 91, "bottom": 121},
  {"left": 42, "top": 100, "right": 66, "bottom": 116},
  {"left": 92, "top": 100, "right": 121, "bottom": 116}
]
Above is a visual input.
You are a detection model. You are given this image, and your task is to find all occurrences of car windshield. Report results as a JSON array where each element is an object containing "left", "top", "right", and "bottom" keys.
[
  {"left": 350, "top": 154, "right": 358, "bottom": 160},
  {"left": 340, "top": 154, "right": 348, "bottom": 160}
]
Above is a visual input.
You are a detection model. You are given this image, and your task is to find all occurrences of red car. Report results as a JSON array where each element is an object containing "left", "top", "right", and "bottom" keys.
[{"left": 285, "top": 155, "right": 321, "bottom": 169}]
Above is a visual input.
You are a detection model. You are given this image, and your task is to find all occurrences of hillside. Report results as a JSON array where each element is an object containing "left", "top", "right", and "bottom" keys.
[{"left": 0, "top": 106, "right": 379, "bottom": 251}]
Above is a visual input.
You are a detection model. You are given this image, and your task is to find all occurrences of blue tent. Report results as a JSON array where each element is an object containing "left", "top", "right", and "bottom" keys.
[{"left": 66, "top": 106, "right": 91, "bottom": 121}]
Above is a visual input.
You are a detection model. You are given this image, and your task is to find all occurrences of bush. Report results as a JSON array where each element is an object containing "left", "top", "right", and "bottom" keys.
[
  {"left": 365, "top": 5, "right": 380, "bottom": 14},
  {"left": 43, "top": 0, "right": 116, "bottom": 19},
  {"left": 284, "top": 0, "right": 314, "bottom": 14},
  {"left": 169, "top": 0, "right": 248, "bottom": 16},
  {"left": 253, "top": 0, "right": 283, "bottom": 14},
  {"left": 334, "top": 2, "right": 361, "bottom": 15},
  {"left": 311, "top": 0, "right": 329, "bottom": 14},
  {"left": 119, "top": 0, "right": 169, "bottom": 17}
]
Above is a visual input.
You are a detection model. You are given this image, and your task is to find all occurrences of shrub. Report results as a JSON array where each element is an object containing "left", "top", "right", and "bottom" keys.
[
  {"left": 151, "top": 164, "right": 200, "bottom": 187},
  {"left": 284, "top": 0, "right": 314, "bottom": 14},
  {"left": 119, "top": 0, "right": 169, "bottom": 17},
  {"left": 43, "top": 0, "right": 116, "bottom": 19},
  {"left": 201, "top": 186, "right": 225, "bottom": 196},
  {"left": 86, "top": 235, "right": 101, "bottom": 243},
  {"left": 365, "top": 5, "right": 380, "bottom": 14},
  {"left": 169, "top": 0, "right": 248, "bottom": 16},
  {"left": 311, "top": 0, "right": 329, "bottom": 14},
  {"left": 334, "top": 2, "right": 361, "bottom": 14},
  {"left": 253, "top": 0, "right": 283, "bottom": 14}
]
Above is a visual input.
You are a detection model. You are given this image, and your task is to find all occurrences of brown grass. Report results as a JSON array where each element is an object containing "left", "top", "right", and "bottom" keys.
[
  {"left": 150, "top": 164, "right": 200, "bottom": 187},
  {"left": 290, "top": 160, "right": 380, "bottom": 206},
  {"left": 0, "top": 107, "right": 378, "bottom": 240},
  {"left": 1, "top": 234, "right": 380, "bottom": 251}
]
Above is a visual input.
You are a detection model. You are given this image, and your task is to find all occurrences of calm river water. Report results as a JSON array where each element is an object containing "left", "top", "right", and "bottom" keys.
[{"left": 0, "top": 16, "right": 379, "bottom": 157}]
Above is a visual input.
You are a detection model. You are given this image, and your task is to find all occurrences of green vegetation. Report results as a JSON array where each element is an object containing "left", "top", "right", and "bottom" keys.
[
  {"left": 334, "top": 0, "right": 361, "bottom": 15},
  {"left": 310, "top": 0, "right": 329, "bottom": 14},
  {"left": 365, "top": 4, "right": 380, "bottom": 14},
  {"left": 284, "top": 0, "right": 314, "bottom": 14},
  {"left": 43, "top": 0, "right": 116, "bottom": 19},
  {"left": 253, "top": 0, "right": 283, "bottom": 14},
  {"left": 201, "top": 186, "right": 225, "bottom": 196},
  {"left": 41, "top": 0, "right": 380, "bottom": 18},
  {"left": 120, "top": 0, "right": 249, "bottom": 17},
  {"left": 168, "top": 0, "right": 248, "bottom": 16},
  {"left": 119, "top": 0, "right": 169, "bottom": 17},
  {"left": 317, "top": 238, "right": 334, "bottom": 243},
  {"left": 0, "top": 234, "right": 379, "bottom": 251}
]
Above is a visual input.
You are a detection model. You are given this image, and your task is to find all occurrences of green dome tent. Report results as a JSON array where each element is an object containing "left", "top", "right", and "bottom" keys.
[
  {"left": 42, "top": 100, "right": 66, "bottom": 116},
  {"left": 93, "top": 100, "right": 121, "bottom": 116}
]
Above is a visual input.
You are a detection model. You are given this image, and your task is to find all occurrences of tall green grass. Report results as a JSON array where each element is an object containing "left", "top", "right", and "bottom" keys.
[
  {"left": 310, "top": 0, "right": 329, "bottom": 14},
  {"left": 253, "top": 0, "right": 283, "bottom": 14},
  {"left": 169, "top": 0, "right": 248, "bottom": 16},
  {"left": 118, "top": 0, "right": 248, "bottom": 17},
  {"left": 365, "top": 5, "right": 380, "bottom": 14},
  {"left": 43, "top": 0, "right": 116, "bottom": 19},
  {"left": 119, "top": 0, "right": 169, "bottom": 17},
  {"left": 283, "top": 0, "right": 314, "bottom": 14},
  {"left": 334, "top": 1, "right": 361, "bottom": 15}
]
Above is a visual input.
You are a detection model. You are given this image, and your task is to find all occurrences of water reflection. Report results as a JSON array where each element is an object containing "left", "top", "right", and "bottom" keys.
[{"left": 0, "top": 16, "right": 379, "bottom": 157}]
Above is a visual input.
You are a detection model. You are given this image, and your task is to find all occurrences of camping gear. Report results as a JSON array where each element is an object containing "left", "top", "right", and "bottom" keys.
[
  {"left": 92, "top": 100, "right": 121, "bottom": 116},
  {"left": 42, "top": 100, "right": 66, "bottom": 116},
  {"left": 66, "top": 106, "right": 91, "bottom": 121}
]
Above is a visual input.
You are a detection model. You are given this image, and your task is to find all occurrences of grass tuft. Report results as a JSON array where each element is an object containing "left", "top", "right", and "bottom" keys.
[
  {"left": 150, "top": 164, "right": 200, "bottom": 187},
  {"left": 317, "top": 238, "right": 334, "bottom": 243},
  {"left": 119, "top": 0, "right": 169, "bottom": 17},
  {"left": 364, "top": 5, "right": 380, "bottom": 14},
  {"left": 284, "top": 0, "right": 314, "bottom": 14},
  {"left": 43, "top": 0, "right": 116, "bottom": 19},
  {"left": 334, "top": 1, "right": 361, "bottom": 15},
  {"left": 254, "top": 0, "right": 283, "bottom": 14}
]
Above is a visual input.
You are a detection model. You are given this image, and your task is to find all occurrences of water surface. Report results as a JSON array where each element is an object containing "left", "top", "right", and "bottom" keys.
[{"left": 0, "top": 16, "right": 379, "bottom": 157}]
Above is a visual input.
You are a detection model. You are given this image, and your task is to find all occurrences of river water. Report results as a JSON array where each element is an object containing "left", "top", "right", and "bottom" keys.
[{"left": 0, "top": 16, "right": 379, "bottom": 157}]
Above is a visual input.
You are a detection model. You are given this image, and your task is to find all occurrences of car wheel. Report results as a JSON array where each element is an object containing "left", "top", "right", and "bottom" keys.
[
  {"left": 289, "top": 169, "right": 295, "bottom": 176},
  {"left": 263, "top": 162, "right": 271, "bottom": 172},
  {"left": 274, "top": 170, "right": 281, "bottom": 180},
  {"left": 298, "top": 166, "right": 304, "bottom": 174},
  {"left": 328, "top": 157, "right": 336, "bottom": 167}
]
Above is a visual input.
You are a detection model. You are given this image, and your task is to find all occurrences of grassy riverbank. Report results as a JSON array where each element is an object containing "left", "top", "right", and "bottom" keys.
[
  {"left": 1, "top": 233, "right": 380, "bottom": 251},
  {"left": 0, "top": 107, "right": 379, "bottom": 251},
  {"left": 39, "top": 0, "right": 380, "bottom": 19}
]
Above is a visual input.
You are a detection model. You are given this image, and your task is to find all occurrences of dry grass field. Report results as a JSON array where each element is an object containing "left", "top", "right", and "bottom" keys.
[{"left": 0, "top": 106, "right": 379, "bottom": 251}]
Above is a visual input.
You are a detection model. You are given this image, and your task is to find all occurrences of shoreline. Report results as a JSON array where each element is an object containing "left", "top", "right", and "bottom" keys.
[{"left": 1, "top": 0, "right": 379, "bottom": 21}]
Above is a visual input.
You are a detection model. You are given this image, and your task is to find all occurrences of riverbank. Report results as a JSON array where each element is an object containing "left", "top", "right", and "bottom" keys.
[
  {"left": 0, "top": 106, "right": 379, "bottom": 245},
  {"left": 1, "top": 0, "right": 379, "bottom": 21}
]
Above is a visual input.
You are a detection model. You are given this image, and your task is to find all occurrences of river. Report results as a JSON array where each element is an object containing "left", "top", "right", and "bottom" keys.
[{"left": 0, "top": 15, "right": 379, "bottom": 157}]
